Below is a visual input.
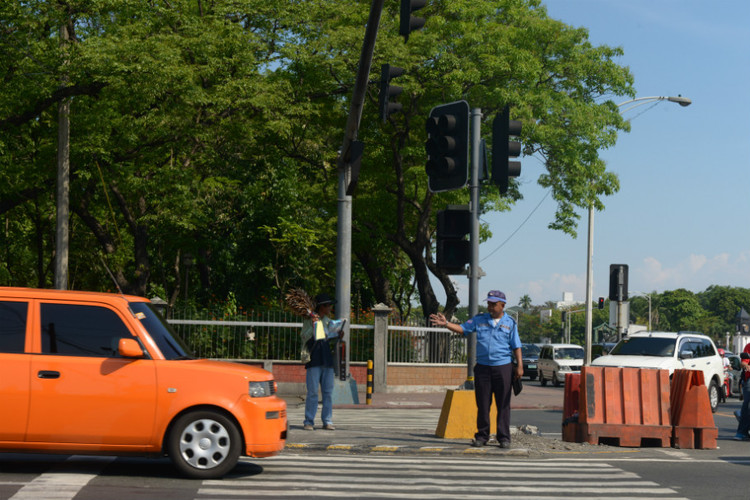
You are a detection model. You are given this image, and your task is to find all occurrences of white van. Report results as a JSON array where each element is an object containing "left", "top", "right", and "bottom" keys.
[{"left": 537, "top": 343, "right": 584, "bottom": 387}]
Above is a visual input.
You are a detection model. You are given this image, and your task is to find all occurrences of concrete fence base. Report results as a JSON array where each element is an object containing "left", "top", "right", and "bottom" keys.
[{"left": 260, "top": 360, "right": 466, "bottom": 396}]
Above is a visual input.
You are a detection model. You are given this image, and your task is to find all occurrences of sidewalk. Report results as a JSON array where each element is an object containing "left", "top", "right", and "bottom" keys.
[{"left": 279, "top": 385, "right": 570, "bottom": 457}]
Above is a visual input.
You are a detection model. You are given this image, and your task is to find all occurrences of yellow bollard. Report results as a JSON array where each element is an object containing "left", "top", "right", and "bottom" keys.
[{"left": 366, "top": 360, "right": 373, "bottom": 405}]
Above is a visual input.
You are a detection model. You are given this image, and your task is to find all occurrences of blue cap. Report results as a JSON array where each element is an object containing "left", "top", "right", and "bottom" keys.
[{"left": 486, "top": 290, "right": 507, "bottom": 303}]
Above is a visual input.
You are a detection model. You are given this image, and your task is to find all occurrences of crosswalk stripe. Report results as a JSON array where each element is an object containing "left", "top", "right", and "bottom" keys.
[
  {"left": 199, "top": 489, "right": 686, "bottom": 500},
  {"left": 228, "top": 465, "right": 636, "bottom": 478},
  {"left": 8, "top": 456, "right": 114, "bottom": 500},
  {"left": 261, "top": 455, "right": 616, "bottom": 467},
  {"left": 196, "top": 455, "right": 687, "bottom": 499},
  {"left": 285, "top": 408, "right": 439, "bottom": 429},
  {"left": 208, "top": 476, "right": 648, "bottom": 486}
]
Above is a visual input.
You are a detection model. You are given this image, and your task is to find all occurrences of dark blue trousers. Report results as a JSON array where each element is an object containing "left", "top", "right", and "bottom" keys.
[{"left": 473, "top": 363, "right": 513, "bottom": 443}]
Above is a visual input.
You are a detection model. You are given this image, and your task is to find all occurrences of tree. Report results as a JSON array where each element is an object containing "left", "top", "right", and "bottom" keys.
[
  {"left": 348, "top": 0, "right": 634, "bottom": 316},
  {"left": 518, "top": 294, "right": 532, "bottom": 310},
  {"left": 698, "top": 286, "right": 750, "bottom": 329},
  {"left": 658, "top": 289, "right": 704, "bottom": 332},
  {"left": 0, "top": 0, "right": 635, "bottom": 318},
  {"left": 0, "top": 0, "right": 340, "bottom": 305}
]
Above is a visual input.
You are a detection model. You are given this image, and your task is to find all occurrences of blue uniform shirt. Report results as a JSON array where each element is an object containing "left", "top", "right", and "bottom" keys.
[{"left": 460, "top": 312, "right": 521, "bottom": 366}]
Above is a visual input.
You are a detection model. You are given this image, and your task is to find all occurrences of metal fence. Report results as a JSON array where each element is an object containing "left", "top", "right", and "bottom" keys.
[
  {"left": 167, "top": 310, "right": 465, "bottom": 364},
  {"left": 388, "top": 325, "right": 467, "bottom": 364}
]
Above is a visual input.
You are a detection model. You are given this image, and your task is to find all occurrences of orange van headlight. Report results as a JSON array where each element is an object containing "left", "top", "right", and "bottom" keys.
[{"left": 249, "top": 381, "right": 274, "bottom": 398}]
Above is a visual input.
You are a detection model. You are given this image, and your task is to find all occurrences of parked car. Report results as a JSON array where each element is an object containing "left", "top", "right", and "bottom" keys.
[
  {"left": 0, "top": 287, "right": 288, "bottom": 478},
  {"left": 591, "top": 331, "right": 724, "bottom": 412},
  {"left": 537, "top": 343, "right": 584, "bottom": 387},
  {"left": 521, "top": 343, "right": 541, "bottom": 380}
]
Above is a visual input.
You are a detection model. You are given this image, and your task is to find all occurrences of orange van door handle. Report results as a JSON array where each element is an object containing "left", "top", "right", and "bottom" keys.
[{"left": 37, "top": 371, "right": 60, "bottom": 379}]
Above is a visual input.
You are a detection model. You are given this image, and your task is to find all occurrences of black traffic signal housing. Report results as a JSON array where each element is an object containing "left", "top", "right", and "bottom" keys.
[
  {"left": 399, "top": 0, "right": 426, "bottom": 42},
  {"left": 608, "top": 264, "right": 629, "bottom": 302},
  {"left": 425, "top": 100, "right": 470, "bottom": 193},
  {"left": 492, "top": 106, "right": 522, "bottom": 194},
  {"left": 379, "top": 64, "right": 405, "bottom": 122},
  {"left": 598, "top": 297, "right": 605, "bottom": 309},
  {"left": 436, "top": 205, "right": 471, "bottom": 274}
]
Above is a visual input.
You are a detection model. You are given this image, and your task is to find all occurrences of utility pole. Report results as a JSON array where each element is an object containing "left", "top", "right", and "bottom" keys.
[
  {"left": 333, "top": 0, "right": 385, "bottom": 402},
  {"left": 462, "top": 108, "right": 483, "bottom": 389},
  {"left": 54, "top": 22, "right": 71, "bottom": 290}
]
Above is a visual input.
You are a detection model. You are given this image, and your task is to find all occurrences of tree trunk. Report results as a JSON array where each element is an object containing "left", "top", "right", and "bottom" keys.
[{"left": 355, "top": 248, "right": 394, "bottom": 307}]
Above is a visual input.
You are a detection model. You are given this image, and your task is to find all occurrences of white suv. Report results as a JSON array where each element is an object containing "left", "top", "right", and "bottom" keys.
[
  {"left": 537, "top": 343, "right": 584, "bottom": 387},
  {"left": 591, "top": 331, "right": 724, "bottom": 412}
]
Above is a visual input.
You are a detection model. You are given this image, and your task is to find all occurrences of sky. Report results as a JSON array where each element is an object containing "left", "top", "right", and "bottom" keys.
[{"left": 443, "top": 0, "right": 750, "bottom": 308}]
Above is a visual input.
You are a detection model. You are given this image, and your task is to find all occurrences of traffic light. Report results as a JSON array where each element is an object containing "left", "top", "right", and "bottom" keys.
[
  {"left": 425, "top": 100, "right": 470, "bottom": 193},
  {"left": 608, "top": 264, "right": 629, "bottom": 302},
  {"left": 379, "top": 64, "right": 405, "bottom": 122},
  {"left": 492, "top": 106, "right": 522, "bottom": 194},
  {"left": 399, "top": 0, "right": 426, "bottom": 42},
  {"left": 436, "top": 205, "right": 471, "bottom": 274},
  {"left": 598, "top": 297, "right": 605, "bottom": 309}
]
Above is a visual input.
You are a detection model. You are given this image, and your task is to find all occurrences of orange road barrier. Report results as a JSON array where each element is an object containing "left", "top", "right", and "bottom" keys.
[
  {"left": 561, "top": 373, "right": 581, "bottom": 443},
  {"left": 670, "top": 369, "right": 717, "bottom": 449},
  {"left": 576, "top": 366, "right": 672, "bottom": 447}
]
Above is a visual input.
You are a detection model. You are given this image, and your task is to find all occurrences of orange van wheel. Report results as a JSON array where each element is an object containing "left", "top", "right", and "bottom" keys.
[{"left": 167, "top": 410, "right": 242, "bottom": 479}]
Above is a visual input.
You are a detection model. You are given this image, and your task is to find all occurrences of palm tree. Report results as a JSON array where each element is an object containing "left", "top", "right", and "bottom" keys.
[{"left": 518, "top": 294, "right": 532, "bottom": 311}]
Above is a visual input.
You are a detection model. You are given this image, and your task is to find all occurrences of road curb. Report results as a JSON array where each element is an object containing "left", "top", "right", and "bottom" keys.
[
  {"left": 330, "top": 404, "right": 564, "bottom": 410},
  {"left": 283, "top": 442, "right": 531, "bottom": 456}
]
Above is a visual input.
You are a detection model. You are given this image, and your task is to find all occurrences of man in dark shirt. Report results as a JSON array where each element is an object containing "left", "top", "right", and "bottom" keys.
[{"left": 300, "top": 293, "right": 337, "bottom": 431}]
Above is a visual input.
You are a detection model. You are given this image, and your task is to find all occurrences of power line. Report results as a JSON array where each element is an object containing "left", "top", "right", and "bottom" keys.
[{"left": 480, "top": 189, "right": 551, "bottom": 262}]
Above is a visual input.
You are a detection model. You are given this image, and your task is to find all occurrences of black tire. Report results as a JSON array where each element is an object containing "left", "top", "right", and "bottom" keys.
[
  {"left": 540, "top": 372, "right": 547, "bottom": 387},
  {"left": 552, "top": 372, "right": 561, "bottom": 387},
  {"left": 529, "top": 374, "right": 537, "bottom": 381},
  {"left": 708, "top": 379, "right": 720, "bottom": 413},
  {"left": 167, "top": 410, "right": 242, "bottom": 479}
]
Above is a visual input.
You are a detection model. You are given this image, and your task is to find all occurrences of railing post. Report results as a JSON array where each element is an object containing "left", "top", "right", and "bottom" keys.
[{"left": 373, "top": 303, "right": 391, "bottom": 393}]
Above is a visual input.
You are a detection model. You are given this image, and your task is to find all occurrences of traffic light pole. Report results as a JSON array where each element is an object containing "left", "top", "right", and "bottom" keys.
[
  {"left": 335, "top": 0, "right": 384, "bottom": 399},
  {"left": 584, "top": 203, "right": 593, "bottom": 365},
  {"left": 463, "top": 107, "right": 482, "bottom": 390}
]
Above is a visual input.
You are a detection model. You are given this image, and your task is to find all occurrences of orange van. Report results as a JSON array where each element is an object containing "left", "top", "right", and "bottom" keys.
[{"left": 0, "top": 287, "right": 287, "bottom": 478}]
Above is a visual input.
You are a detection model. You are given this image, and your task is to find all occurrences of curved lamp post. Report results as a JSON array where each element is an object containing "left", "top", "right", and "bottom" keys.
[
  {"left": 583, "top": 96, "right": 691, "bottom": 365},
  {"left": 631, "top": 291, "right": 652, "bottom": 331}
]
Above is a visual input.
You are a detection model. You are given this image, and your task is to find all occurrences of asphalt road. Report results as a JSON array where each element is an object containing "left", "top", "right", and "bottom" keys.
[{"left": 1, "top": 385, "right": 748, "bottom": 499}]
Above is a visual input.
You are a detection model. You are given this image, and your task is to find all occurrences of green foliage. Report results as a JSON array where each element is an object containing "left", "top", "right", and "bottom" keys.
[
  {"left": 658, "top": 289, "right": 704, "bottom": 332},
  {"left": 518, "top": 294, "right": 532, "bottom": 310},
  {"left": 0, "top": 0, "right": 652, "bottom": 320}
]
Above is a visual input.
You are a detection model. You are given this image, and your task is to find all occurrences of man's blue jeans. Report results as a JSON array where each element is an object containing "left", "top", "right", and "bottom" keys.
[{"left": 305, "top": 364, "right": 335, "bottom": 427}]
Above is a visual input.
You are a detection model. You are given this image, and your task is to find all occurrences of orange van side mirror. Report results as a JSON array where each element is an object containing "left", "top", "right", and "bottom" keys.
[{"left": 118, "top": 338, "right": 145, "bottom": 358}]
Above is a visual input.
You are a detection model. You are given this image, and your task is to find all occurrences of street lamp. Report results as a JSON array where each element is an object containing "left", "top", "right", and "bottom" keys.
[
  {"left": 583, "top": 96, "right": 691, "bottom": 365},
  {"left": 632, "top": 291, "right": 652, "bottom": 331},
  {"left": 617, "top": 95, "right": 692, "bottom": 114}
]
